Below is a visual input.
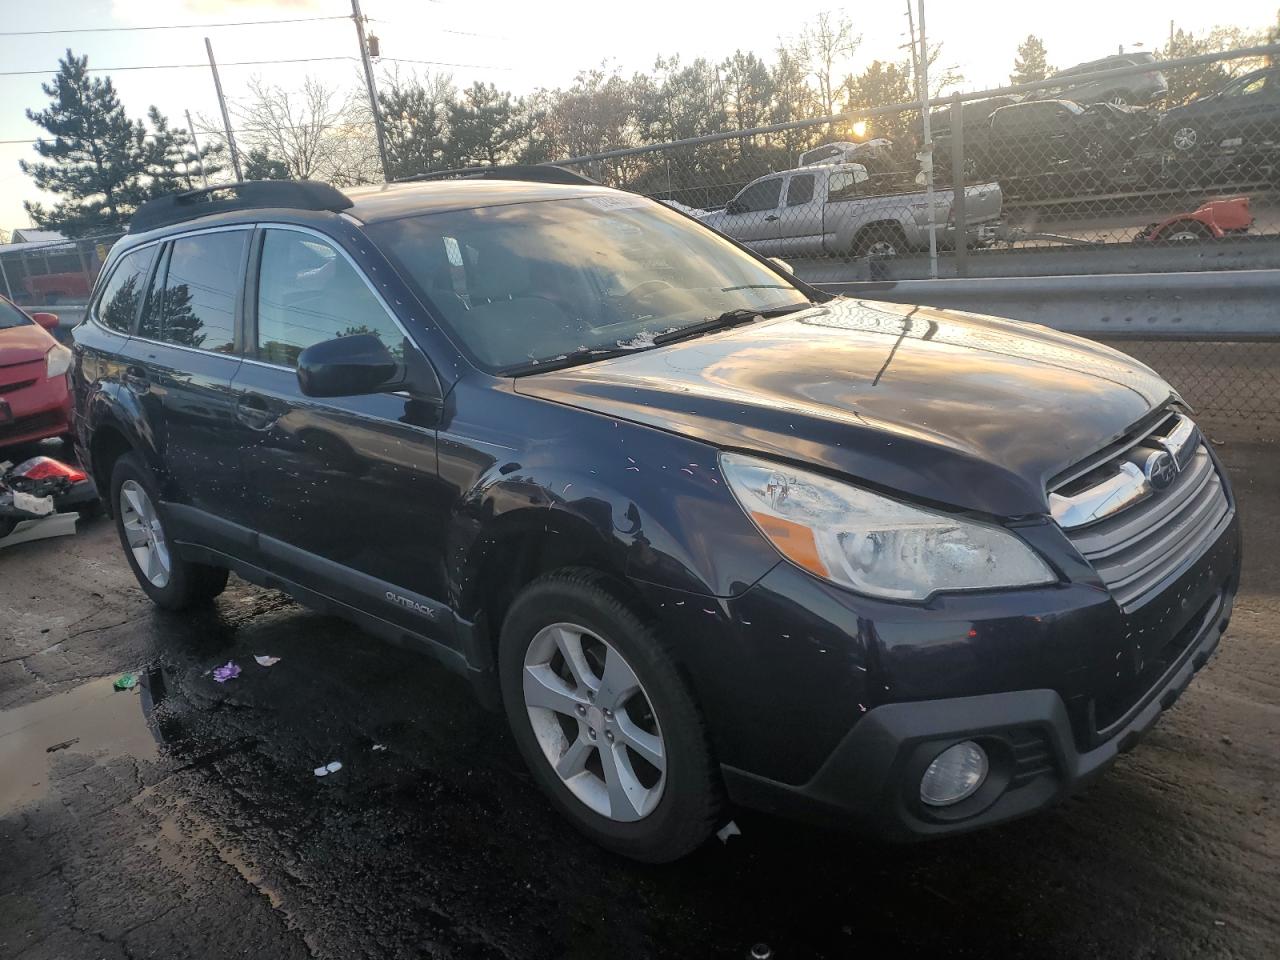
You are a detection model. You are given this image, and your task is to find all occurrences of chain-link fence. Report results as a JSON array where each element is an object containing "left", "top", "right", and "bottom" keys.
[
  {"left": 552, "top": 44, "right": 1280, "bottom": 282},
  {"left": 0, "top": 233, "right": 119, "bottom": 308}
]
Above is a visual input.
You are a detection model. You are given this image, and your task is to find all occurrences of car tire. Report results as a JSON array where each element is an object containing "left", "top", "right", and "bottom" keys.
[
  {"left": 498, "top": 568, "right": 723, "bottom": 863},
  {"left": 1161, "top": 220, "right": 1214, "bottom": 243},
  {"left": 854, "top": 223, "right": 907, "bottom": 259},
  {"left": 110, "top": 453, "right": 228, "bottom": 610}
]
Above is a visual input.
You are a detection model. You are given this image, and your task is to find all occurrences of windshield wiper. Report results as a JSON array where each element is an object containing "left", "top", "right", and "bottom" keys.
[
  {"left": 652, "top": 303, "right": 811, "bottom": 346},
  {"left": 501, "top": 347, "right": 636, "bottom": 377}
]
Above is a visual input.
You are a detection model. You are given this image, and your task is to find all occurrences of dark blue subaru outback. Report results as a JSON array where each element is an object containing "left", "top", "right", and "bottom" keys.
[{"left": 72, "top": 173, "right": 1240, "bottom": 862}]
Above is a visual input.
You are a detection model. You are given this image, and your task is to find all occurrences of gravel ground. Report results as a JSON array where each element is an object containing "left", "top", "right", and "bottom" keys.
[{"left": 0, "top": 437, "right": 1276, "bottom": 960}]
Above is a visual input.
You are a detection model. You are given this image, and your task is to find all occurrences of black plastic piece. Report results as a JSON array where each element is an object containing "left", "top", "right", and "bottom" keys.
[
  {"left": 130, "top": 180, "right": 353, "bottom": 234},
  {"left": 394, "top": 164, "right": 598, "bottom": 186}
]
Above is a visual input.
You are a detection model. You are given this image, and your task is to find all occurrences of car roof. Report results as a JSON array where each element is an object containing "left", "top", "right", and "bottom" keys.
[
  {"left": 344, "top": 179, "right": 617, "bottom": 223},
  {"left": 117, "top": 178, "right": 627, "bottom": 249}
]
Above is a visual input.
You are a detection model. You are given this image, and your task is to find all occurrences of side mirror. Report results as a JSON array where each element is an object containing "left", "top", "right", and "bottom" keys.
[
  {"left": 31, "top": 312, "right": 59, "bottom": 331},
  {"left": 724, "top": 199, "right": 745, "bottom": 215},
  {"left": 296, "top": 334, "right": 400, "bottom": 398},
  {"left": 768, "top": 257, "right": 794, "bottom": 274}
]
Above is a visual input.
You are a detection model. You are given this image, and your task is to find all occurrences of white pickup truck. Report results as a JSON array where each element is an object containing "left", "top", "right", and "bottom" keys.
[{"left": 697, "top": 162, "right": 1003, "bottom": 258}]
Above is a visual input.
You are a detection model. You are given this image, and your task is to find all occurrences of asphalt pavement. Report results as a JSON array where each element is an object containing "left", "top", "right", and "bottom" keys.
[{"left": 1, "top": 437, "right": 1277, "bottom": 960}]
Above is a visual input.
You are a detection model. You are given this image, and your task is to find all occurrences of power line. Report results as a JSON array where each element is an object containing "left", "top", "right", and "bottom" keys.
[
  {"left": 0, "top": 54, "right": 513, "bottom": 78},
  {"left": 0, "top": 15, "right": 352, "bottom": 37}
]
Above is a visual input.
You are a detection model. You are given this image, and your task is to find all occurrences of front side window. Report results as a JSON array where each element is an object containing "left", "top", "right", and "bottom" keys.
[
  {"left": 370, "top": 194, "right": 811, "bottom": 372},
  {"left": 153, "top": 231, "right": 246, "bottom": 353},
  {"left": 1225, "top": 74, "right": 1268, "bottom": 98},
  {"left": 95, "top": 247, "right": 155, "bottom": 333},
  {"left": 735, "top": 178, "right": 782, "bottom": 212},
  {"left": 255, "top": 230, "right": 405, "bottom": 367}
]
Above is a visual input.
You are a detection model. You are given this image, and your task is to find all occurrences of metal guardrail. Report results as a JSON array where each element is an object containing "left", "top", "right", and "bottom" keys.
[
  {"left": 791, "top": 236, "right": 1280, "bottom": 282},
  {"left": 817, "top": 269, "right": 1280, "bottom": 339}
]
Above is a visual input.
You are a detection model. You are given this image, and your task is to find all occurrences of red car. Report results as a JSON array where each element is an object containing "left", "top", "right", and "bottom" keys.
[
  {"left": 0, "top": 295, "right": 73, "bottom": 450},
  {"left": 1134, "top": 195, "right": 1254, "bottom": 243}
]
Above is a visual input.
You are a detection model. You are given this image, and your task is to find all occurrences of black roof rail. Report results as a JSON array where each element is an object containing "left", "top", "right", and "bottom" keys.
[
  {"left": 393, "top": 164, "right": 598, "bottom": 186},
  {"left": 129, "top": 180, "right": 353, "bottom": 234}
]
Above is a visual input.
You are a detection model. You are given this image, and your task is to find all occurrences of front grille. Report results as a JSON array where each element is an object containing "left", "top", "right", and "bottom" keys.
[{"left": 1055, "top": 414, "right": 1230, "bottom": 611}]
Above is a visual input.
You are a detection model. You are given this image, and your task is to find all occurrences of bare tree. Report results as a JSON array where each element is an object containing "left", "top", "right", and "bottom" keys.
[
  {"left": 796, "top": 12, "right": 861, "bottom": 117},
  {"left": 231, "top": 74, "right": 379, "bottom": 185}
]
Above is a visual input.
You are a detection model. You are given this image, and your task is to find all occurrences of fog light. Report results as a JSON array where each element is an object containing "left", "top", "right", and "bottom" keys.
[{"left": 920, "top": 741, "right": 988, "bottom": 807}]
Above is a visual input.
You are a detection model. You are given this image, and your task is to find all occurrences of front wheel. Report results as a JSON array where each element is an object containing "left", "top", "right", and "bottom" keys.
[
  {"left": 111, "top": 453, "right": 228, "bottom": 610},
  {"left": 499, "top": 569, "right": 722, "bottom": 862},
  {"left": 1170, "top": 123, "right": 1202, "bottom": 153}
]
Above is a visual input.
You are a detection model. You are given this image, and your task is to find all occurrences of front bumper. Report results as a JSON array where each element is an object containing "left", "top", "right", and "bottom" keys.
[
  {"left": 721, "top": 584, "right": 1232, "bottom": 839},
  {"left": 0, "top": 368, "right": 72, "bottom": 449}
]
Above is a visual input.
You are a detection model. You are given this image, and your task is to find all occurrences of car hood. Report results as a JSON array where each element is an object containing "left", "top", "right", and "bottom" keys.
[
  {"left": 0, "top": 323, "right": 54, "bottom": 368},
  {"left": 514, "top": 299, "right": 1177, "bottom": 517}
]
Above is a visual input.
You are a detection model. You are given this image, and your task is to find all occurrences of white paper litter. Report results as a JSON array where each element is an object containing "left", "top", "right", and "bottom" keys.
[
  {"left": 314, "top": 760, "right": 343, "bottom": 777},
  {"left": 715, "top": 820, "right": 741, "bottom": 843},
  {"left": 254, "top": 655, "right": 281, "bottom": 667}
]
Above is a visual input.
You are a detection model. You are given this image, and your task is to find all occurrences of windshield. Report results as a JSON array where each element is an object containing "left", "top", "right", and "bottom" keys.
[
  {"left": 0, "top": 298, "right": 34, "bottom": 330},
  {"left": 369, "top": 193, "right": 811, "bottom": 372}
]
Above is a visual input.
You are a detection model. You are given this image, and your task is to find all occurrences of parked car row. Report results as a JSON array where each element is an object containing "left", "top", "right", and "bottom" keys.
[{"left": 932, "top": 65, "right": 1280, "bottom": 197}]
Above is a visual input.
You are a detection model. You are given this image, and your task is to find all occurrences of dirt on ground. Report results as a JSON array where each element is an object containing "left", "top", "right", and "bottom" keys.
[{"left": 0, "top": 438, "right": 1277, "bottom": 960}]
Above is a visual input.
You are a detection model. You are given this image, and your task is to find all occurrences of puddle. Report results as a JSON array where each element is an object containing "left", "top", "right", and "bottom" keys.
[{"left": 0, "top": 675, "right": 161, "bottom": 816}]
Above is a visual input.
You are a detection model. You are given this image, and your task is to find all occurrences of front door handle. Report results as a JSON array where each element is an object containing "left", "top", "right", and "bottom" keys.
[
  {"left": 765, "top": 214, "right": 779, "bottom": 221},
  {"left": 234, "top": 393, "right": 279, "bottom": 430}
]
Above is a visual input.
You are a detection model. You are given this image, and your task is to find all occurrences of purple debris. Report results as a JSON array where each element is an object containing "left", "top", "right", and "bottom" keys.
[{"left": 212, "top": 661, "right": 241, "bottom": 683}]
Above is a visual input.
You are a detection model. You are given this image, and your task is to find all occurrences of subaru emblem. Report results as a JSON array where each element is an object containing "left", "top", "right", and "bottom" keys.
[{"left": 1144, "top": 450, "right": 1177, "bottom": 491}]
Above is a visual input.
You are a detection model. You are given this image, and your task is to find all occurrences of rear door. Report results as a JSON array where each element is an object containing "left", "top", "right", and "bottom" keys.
[
  {"left": 774, "top": 171, "right": 823, "bottom": 256},
  {"left": 230, "top": 225, "right": 453, "bottom": 642},
  {"left": 121, "top": 227, "right": 256, "bottom": 545}
]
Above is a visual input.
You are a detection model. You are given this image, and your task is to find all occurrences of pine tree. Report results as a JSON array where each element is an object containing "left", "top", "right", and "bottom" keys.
[
  {"left": 243, "top": 147, "right": 290, "bottom": 181},
  {"left": 445, "top": 82, "right": 528, "bottom": 167},
  {"left": 144, "top": 108, "right": 225, "bottom": 195},
  {"left": 21, "top": 50, "right": 150, "bottom": 237},
  {"left": 1011, "top": 35, "right": 1052, "bottom": 85}
]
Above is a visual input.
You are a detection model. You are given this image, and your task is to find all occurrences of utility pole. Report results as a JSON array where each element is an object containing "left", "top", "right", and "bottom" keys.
[
  {"left": 185, "top": 109, "right": 210, "bottom": 189},
  {"left": 351, "top": 0, "right": 392, "bottom": 182},
  {"left": 916, "top": 0, "right": 938, "bottom": 279},
  {"left": 904, "top": 1, "right": 920, "bottom": 98},
  {"left": 205, "top": 38, "right": 243, "bottom": 182}
]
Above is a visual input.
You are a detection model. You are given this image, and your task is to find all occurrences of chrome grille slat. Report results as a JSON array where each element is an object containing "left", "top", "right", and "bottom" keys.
[
  {"left": 1055, "top": 414, "right": 1230, "bottom": 612},
  {"left": 1069, "top": 451, "right": 1214, "bottom": 559}
]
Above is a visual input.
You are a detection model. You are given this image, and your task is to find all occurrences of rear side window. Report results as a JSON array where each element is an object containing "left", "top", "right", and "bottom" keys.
[
  {"left": 95, "top": 247, "right": 155, "bottom": 333},
  {"left": 255, "top": 230, "right": 405, "bottom": 367},
  {"left": 786, "top": 175, "right": 815, "bottom": 206},
  {"left": 153, "top": 231, "right": 247, "bottom": 353}
]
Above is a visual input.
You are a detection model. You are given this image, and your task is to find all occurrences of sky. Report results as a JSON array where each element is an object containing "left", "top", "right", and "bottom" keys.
[{"left": 2, "top": 0, "right": 1277, "bottom": 233}]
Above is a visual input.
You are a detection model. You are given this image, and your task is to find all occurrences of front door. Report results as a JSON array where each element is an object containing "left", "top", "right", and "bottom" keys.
[
  {"left": 230, "top": 226, "right": 452, "bottom": 643},
  {"left": 720, "top": 176, "right": 784, "bottom": 249}
]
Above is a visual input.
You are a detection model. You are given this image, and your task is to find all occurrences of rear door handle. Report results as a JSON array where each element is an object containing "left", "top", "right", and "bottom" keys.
[
  {"left": 234, "top": 393, "right": 279, "bottom": 430},
  {"left": 123, "top": 364, "right": 150, "bottom": 391},
  {"left": 765, "top": 215, "right": 779, "bottom": 221}
]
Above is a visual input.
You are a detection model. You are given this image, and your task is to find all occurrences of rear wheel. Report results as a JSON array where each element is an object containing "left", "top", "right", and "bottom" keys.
[
  {"left": 110, "top": 453, "right": 227, "bottom": 610},
  {"left": 854, "top": 223, "right": 907, "bottom": 259},
  {"left": 499, "top": 569, "right": 722, "bottom": 862}
]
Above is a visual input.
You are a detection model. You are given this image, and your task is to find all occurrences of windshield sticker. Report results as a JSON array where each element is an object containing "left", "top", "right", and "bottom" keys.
[
  {"left": 442, "top": 236, "right": 464, "bottom": 267},
  {"left": 584, "top": 194, "right": 650, "bottom": 211}
]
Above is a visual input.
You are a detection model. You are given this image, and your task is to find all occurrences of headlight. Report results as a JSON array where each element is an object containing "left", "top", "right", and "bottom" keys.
[
  {"left": 719, "top": 452, "right": 1055, "bottom": 601},
  {"left": 46, "top": 343, "right": 72, "bottom": 379}
]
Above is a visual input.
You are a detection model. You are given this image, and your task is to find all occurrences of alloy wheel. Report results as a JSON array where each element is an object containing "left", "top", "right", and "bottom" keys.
[
  {"left": 522, "top": 622, "right": 666, "bottom": 822},
  {"left": 1172, "top": 126, "right": 1198, "bottom": 151},
  {"left": 119, "top": 479, "right": 171, "bottom": 588},
  {"left": 867, "top": 239, "right": 899, "bottom": 258}
]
